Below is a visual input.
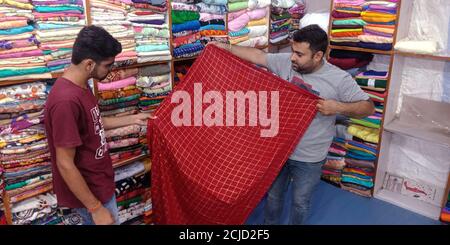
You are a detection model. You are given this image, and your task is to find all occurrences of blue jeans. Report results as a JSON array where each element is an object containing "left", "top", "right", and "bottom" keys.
[
  {"left": 74, "top": 194, "right": 119, "bottom": 225},
  {"left": 264, "top": 158, "right": 325, "bottom": 225}
]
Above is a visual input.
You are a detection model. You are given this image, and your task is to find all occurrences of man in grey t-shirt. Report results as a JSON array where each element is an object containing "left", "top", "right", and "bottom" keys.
[{"left": 212, "top": 24, "right": 374, "bottom": 224}]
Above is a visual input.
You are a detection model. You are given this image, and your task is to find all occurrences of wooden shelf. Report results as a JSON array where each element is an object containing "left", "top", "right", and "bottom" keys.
[
  {"left": 112, "top": 153, "right": 150, "bottom": 169},
  {"left": 173, "top": 56, "right": 198, "bottom": 62},
  {"left": 329, "top": 45, "right": 393, "bottom": 55},
  {"left": 394, "top": 50, "right": 450, "bottom": 62}
]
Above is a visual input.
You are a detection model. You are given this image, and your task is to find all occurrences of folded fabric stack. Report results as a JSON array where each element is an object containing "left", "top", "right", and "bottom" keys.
[
  {"left": 330, "top": 0, "right": 365, "bottom": 48},
  {"left": 173, "top": 61, "right": 192, "bottom": 85},
  {"left": 137, "top": 63, "right": 171, "bottom": 113},
  {"left": 197, "top": 0, "right": 228, "bottom": 45},
  {"left": 31, "top": 0, "right": 85, "bottom": 73},
  {"left": 142, "top": 185, "right": 153, "bottom": 224},
  {"left": 321, "top": 137, "right": 347, "bottom": 186},
  {"left": 10, "top": 193, "right": 58, "bottom": 225},
  {"left": 270, "top": 0, "right": 294, "bottom": 45},
  {"left": 129, "top": 0, "right": 171, "bottom": 63},
  {"left": 90, "top": 0, "right": 137, "bottom": 68},
  {"left": 228, "top": 0, "right": 270, "bottom": 48},
  {"left": 340, "top": 140, "right": 376, "bottom": 197},
  {"left": 287, "top": 0, "right": 305, "bottom": 35},
  {"left": 0, "top": 81, "right": 59, "bottom": 224},
  {"left": 328, "top": 49, "right": 373, "bottom": 73},
  {"left": 0, "top": 82, "right": 64, "bottom": 224},
  {"left": 440, "top": 190, "right": 450, "bottom": 224},
  {"left": 0, "top": 1, "right": 52, "bottom": 82},
  {"left": 358, "top": 1, "right": 397, "bottom": 51},
  {"left": 114, "top": 162, "right": 150, "bottom": 224},
  {"left": 330, "top": 0, "right": 397, "bottom": 51},
  {"left": 171, "top": 0, "right": 203, "bottom": 58},
  {"left": 97, "top": 72, "right": 149, "bottom": 165}
]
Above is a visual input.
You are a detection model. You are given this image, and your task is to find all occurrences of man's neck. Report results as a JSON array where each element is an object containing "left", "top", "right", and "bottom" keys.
[
  {"left": 311, "top": 59, "right": 325, "bottom": 74},
  {"left": 62, "top": 64, "right": 89, "bottom": 89}
]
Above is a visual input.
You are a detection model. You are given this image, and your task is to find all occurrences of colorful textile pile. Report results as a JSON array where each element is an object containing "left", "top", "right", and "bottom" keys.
[
  {"left": 0, "top": 0, "right": 51, "bottom": 82},
  {"left": 171, "top": 0, "right": 203, "bottom": 58},
  {"left": 330, "top": 0, "right": 397, "bottom": 51},
  {"left": 129, "top": 0, "right": 171, "bottom": 63},
  {"left": 136, "top": 63, "right": 172, "bottom": 113},
  {"left": 270, "top": 0, "right": 294, "bottom": 44},
  {"left": 197, "top": 0, "right": 228, "bottom": 45},
  {"left": 321, "top": 137, "right": 347, "bottom": 185},
  {"left": 31, "top": 0, "right": 86, "bottom": 72},
  {"left": 90, "top": 0, "right": 137, "bottom": 67},
  {"left": 340, "top": 139, "right": 377, "bottom": 197},
  {"left": 0, "top": 80, "right": 61, "bottom": 224},
  {"left": 228, "top": 0, "right": 269, "bottom": 48},
  {"left": 288, "top": 0, "right": 305, "bottom": 36},
  {"left": 114, "top": 161, "right": 150, "bottom": 224},
  {"left": 328, "top": 49, "right": 373, "bottom": 71},
  {"left": 98, "top": 72, "right": 148, "bottom": 166}
]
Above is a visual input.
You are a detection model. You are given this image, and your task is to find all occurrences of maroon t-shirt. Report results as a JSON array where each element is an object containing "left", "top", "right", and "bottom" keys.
[{"left": 44, "top": 77, "right": 114, "bottom": 208}]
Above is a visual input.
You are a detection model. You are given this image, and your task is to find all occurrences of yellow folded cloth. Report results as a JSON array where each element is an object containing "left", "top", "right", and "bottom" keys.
[{"left": 347, "top": 124, "right": 379, "bottom": 144}]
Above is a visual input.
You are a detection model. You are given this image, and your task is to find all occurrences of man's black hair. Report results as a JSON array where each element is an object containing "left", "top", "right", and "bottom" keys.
[
  {"left": 293, "top": 24, "right": 328, "bottom": 55},
  {"left": 71, "top": 25, "right": 122, "bottom": 65}
]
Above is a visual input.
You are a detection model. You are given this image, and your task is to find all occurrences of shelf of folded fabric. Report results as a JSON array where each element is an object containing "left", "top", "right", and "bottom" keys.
[
  {"left": 5, "top": 186, "right": 53, "bottom": 206},
  {"left": 113, "top": 153, "right": 150, "bottom": 169},
  {"left": 0, "top": 72, "right": 63, "bottom": 87},
  {"left": 173, "top": 56, "right": 199, "bottom": 62},
  {"left": 329, "top": 45, "right": 393, "bottom": 55},
  {"left": 111, "top": 60, "right": 172, "bottom": 71},
  {"left": 393, "top": 51, "right": 450, "bottom": 62}
]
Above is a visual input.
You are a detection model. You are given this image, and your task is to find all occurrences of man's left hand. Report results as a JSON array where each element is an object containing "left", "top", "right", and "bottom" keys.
[
  {"left": 132, "top": 113, "right": 157, "bottom": 126},
  {"left": 316, "top": 99, "right": 342, "bottom": 116}
]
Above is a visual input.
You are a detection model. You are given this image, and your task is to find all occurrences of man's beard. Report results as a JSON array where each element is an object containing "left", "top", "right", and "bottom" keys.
[{"left": 292, "top": 63, "right": 313, "bottom": 74}]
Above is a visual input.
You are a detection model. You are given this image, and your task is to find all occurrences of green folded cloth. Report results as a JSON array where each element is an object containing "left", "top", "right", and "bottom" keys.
[
  {"left": 228, "top": 1, "right": 248, "bottom": 12},
  {"left": 350, "top": 118, "right": 380, "bottom": 129},
  {"left": 171, "top": 10, "right": 200, "bottom": 24},
  {"left": 355, "top": 78, "right": 387, "bottom": 88}
]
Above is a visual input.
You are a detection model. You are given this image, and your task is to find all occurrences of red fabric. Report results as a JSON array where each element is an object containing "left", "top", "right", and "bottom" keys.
[{"left": 148, "top": 45, "right": 319, "bottom": 224}]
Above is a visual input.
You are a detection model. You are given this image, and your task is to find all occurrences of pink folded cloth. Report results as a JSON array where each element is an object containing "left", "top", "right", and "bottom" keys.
[
  {"left": 247, "top": 8, "right": 267, "bottom": 20},
  {"left": 97, "top": 77, "right": 137, "bottom": 91},
  {"left": 116, "top": 51, "right": 138, "bottom": 59},
  {"left": 228, "top": 9, "right": 247, "bottom": 21},
  {"left": 0, "top": 49, "right": 43, "bottom": 59},
  {"left": 229, "top": 13, "right": 250, "bottom": 32}
]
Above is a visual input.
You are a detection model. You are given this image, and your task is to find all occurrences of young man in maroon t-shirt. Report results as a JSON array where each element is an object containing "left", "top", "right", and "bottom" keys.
[{"left": 44, "top": 26, "right": 154, "bottom": 225}]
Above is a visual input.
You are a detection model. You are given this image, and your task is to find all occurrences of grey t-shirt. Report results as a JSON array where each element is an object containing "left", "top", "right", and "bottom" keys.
[{"left": 267, "top": 53, "right": 370, "bottom": 163}]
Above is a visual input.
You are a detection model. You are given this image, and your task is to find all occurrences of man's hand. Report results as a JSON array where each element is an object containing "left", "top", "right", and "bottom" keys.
[
  {"left": 91, "top": 206, "right": 115, "bottom": 225},
  {"left": 316, "top": 99, "right": 342, "bottom": 116},
  {"left": 132, "top": 112, "right": 157, "bottom": 126}
]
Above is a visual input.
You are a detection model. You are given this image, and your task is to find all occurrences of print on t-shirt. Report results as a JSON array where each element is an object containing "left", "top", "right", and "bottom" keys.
[
  {"left": 291, "top": 76, "right": 320, "bottom": 96},
  {"left": 90, "top": 106, "right": 107, "bottom": 159}
]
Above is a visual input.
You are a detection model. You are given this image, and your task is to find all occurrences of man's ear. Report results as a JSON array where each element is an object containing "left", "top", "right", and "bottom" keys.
[
  {"left": 83, "top": 59, "right": 95, "bottom": 73},
  {"left": 314, "top": 51, "right": 324, "bottom": 61}
]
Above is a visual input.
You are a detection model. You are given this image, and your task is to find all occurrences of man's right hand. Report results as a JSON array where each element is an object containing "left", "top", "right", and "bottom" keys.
[{"left": 91, "top": 206, "right": 115, "bottom": 225}]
